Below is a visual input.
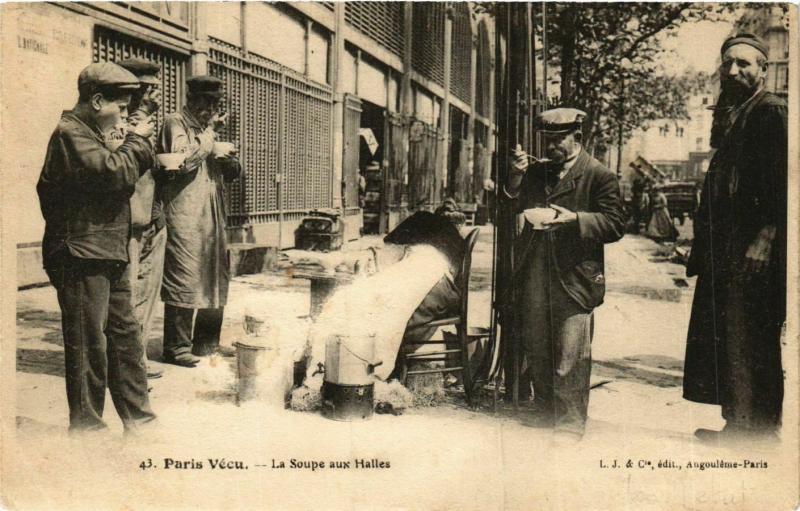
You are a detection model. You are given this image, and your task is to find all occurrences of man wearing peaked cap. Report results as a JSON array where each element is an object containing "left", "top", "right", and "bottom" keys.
[
  {"left": 77, "top": 61, "right": 141, "bottom": 94},
  {"left": 37, "top": 62, "right": 158, "bottom": 433},
  {"left": 117, "top": 58, "right": 161, "bottom": 85},
  {"left": 187, "top": 75, "right": 225, "bottom": 98},
  {"left": 157, "top": 75, "right": 242, "bottom": 367},
  {"left": 505, "top": 107, "right": 625, "bottom": 444},
  {"left": 114, "top": 58, "right": 166, "bottom": 380},
  {"left": 683, "top": 32, "right": 787, "bottom": 444},
  {"left": 534, "top": 107, "right": 587, "bottom": 134}
]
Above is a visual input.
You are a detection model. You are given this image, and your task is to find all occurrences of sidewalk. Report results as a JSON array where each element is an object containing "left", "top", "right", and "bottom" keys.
[{"left": 10, "top": 227, "right": 787, "bottom": 510}]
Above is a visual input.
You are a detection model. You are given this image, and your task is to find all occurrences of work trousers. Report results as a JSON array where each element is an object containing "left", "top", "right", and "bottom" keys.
[
  {"left": 127, "top": 225, "right": 167, "bottom": 360},
  {"left": 519, "top": 246, "right": 593, "bottom": 436},
  {"left": 163, "top": 305, "right": 225, "bottom": 357},
  {"left": 46, "top": 254, "right": 156, "bottom": 431}
]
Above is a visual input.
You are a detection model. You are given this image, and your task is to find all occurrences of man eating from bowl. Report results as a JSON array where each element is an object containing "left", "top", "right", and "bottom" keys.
[
  {"left": 505, "top": 108, "right": 625, "bottom": 444},
  {"left": 157, "top": 75, "right": 242, "bottom": 367}
]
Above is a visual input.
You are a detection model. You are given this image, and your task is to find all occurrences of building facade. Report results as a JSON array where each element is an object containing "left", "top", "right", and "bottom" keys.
[
  {"left": 619, "top": 89, "right": 715, "bottom": 185},
  {"left": 3, "top": 2, "right": 495, "bottom": 287}
]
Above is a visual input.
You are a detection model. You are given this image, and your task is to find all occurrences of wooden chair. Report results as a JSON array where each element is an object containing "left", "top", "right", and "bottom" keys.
[{"left": 399, "top": 228, "right": 483, "bottom": 404}]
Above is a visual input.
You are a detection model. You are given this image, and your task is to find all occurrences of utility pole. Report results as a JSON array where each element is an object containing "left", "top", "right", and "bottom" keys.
[
  {"left": 616, "top": 78, "right": 624, "bottom": 178},
  {"left": 331, "top": 2, "right": 346, "bottom": 210},
  {"left": 494, "top": 2, "right": 536, "bottom": 410},
  {"left": 439, "top": 3, "right": 454, "bottom": 206}
]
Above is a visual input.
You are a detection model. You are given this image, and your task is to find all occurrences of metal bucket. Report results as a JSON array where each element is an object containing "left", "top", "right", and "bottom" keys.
[
  {"left": 320, "top": 334, "right": 381, "bottom": 421},
  {"left": 323, "top": 334, "right": 379, "bottom": 386},
  {"left": 321, "top": 382, "right": 374, "bottom": 421},
  {"left": 235, "top": 339, "right": 276, "bottom": 404}
]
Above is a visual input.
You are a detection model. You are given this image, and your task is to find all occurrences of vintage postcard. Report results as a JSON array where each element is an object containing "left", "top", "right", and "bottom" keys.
[{"left": 1, "top": 2, "right": 798, "bottom": 510}]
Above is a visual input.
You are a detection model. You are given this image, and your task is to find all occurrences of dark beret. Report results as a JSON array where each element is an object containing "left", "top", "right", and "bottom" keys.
[
  {"left": 721, "top": 33, "right": 769, "bottom": 59},
  {"left": 77, "top": 62, "right": 140, "bottom": 92},
  {"left": 187, "top": 75, "right": 224, "bottom": 98},
  {"left": 116, "top": 58, "right": 161, "bottom": 85}
]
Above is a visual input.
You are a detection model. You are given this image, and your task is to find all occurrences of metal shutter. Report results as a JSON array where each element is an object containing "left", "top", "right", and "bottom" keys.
[
  {"left": 384, "top": 112, "right": 408, "bottom": 208},
  {"left": 407, "top": 119, "right": 440, "bottom": 209},
  {"left": 342, "top": 94, "right": 362, "bottom": 210}
]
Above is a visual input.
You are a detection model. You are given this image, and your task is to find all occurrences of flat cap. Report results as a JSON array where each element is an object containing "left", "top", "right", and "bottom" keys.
[
  {"left": 187, "top": 75, "right": 224, "bottom": 98},
  {"left": 534, "top": 107, "right": 586, "bottom": 134},
  {"left": 721, "top": 33, "right": 769, "bottom": 59},
  {"left": 116, "top": 58, "right": 161, "bottom": 86},
  {"left": 78, "top": 62, "right": 140, "bottom": 92}
]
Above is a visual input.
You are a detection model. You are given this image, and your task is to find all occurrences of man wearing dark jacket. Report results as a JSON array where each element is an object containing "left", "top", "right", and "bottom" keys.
[
  {"left": 684, "top": 34, "right": 787, "bottom": 442},
  {"left": 37, "top": 62, "right": 157, "bottom": 433},
  {"left": 506, "top": 108, "right": 625, "bottom": 443}
]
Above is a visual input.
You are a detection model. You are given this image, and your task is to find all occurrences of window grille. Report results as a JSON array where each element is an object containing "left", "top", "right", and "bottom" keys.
[
  {"left": 475, "top": 22, "right": 492, "bottom": 118},
  {"left": 209, "top": 40, "right": 333, "bottom": 226},
  {"left": 450, "top": 3, "right": 472, "bottom": 104},
  {"left": 93, "top": 26, "right": 188, "bottom": 129},
  {"left": 412, "top": 3, "right": 445, "bottom": 87},
  {"left": 344, "top": 2, "right": 404, "bottom": 59}
]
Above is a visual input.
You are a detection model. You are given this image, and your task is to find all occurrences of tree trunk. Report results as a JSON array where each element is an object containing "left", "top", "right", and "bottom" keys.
[{"left": 559, "top": 4, "right": 579, "bottom": 103}]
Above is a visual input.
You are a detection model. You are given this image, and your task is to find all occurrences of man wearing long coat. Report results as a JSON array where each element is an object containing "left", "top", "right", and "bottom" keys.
[
  {"left": 507, "top": 108, "right": 625, "bottom": 443},
  {"left": 684, "top": 34, "right": 787, "bottom": 441},
  {"left": 158, "top": 76, "right": 242, "bottom": 366}
]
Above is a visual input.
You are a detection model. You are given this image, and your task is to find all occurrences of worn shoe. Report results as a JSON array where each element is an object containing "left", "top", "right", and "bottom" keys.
[
  {"left": 162, "top": 353, "right": 200, "bottom": 367},
  {"left": 146, "top": 364, "right": 163, "bottom": 379}
]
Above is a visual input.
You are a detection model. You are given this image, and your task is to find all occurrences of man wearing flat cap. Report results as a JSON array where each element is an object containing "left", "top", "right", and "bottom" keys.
[
  {"left": 111, "top": 58, "right": 166, "bottom": 380},
  {"left": 507, "top": 108, "right": 625, "bottom": 444},
  {"left": 157, "top": 75, "right": 242, "bottom": 367},
  {"left": 683, "top": 33, "right": 787, "bottom": 443},
  {"left": 37, "top": 62, "right": 158, "bottom": 433}
]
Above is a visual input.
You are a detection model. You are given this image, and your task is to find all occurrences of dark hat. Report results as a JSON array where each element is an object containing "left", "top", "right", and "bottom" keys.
[
  {"left": 115, "top": 58, "right": 161, "bottom": 86},
  {"left": 78, "top": 62, "right": 140, "bottom": 92},
  {"left": 720, "top": 33, "right": 769, "bottom": 59},
  {"left": 534, "top": 108, "right": 586, "bottom": 134},
  {"left": 187, "top": 75, "right": 224, "bottom": 98}
]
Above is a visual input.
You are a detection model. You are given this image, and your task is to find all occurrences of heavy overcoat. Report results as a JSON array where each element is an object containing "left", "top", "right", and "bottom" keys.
[
  {"left": 683, "top": 90, "right": 787, "bottom": 407},
  {"left": 157, "top": 108, "right": 242, "bottom": 309}
]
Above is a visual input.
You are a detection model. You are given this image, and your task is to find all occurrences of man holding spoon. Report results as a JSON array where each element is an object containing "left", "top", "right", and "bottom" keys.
[{"left": 505, "top": 108, "right": 625, "bottom": 444}]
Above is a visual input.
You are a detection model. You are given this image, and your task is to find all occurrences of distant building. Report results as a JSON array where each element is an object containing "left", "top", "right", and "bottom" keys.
[
  {"left": 619, "top": 88, "right": 715, "bottom": 184},
  {"left": 615, "top": 6, "right": 790, "bottom": 187}
]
